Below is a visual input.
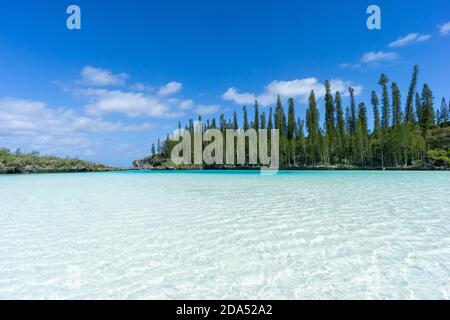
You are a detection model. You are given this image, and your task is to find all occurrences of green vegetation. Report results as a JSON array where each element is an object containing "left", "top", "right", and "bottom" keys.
[
  {"left": 141, "top": 65, "right": 449, "bottom": 170},
  {"left": 0, "top": 148, "right": 115, "bottom": 174}
]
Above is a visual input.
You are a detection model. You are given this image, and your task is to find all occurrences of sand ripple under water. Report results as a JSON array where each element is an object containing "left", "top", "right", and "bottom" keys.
[{"left": 0, "top": 170, "right": 449, "bottom": 299}]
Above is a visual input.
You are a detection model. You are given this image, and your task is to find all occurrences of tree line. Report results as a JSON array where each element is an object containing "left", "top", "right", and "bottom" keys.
[{"left": 150, "top": 65, "right": 450, "bottom": 168}]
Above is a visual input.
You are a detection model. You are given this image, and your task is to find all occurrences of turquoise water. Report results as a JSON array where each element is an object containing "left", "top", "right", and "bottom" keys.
[{"left": 0, "top": 170, "right": 449, "bottom": 299}]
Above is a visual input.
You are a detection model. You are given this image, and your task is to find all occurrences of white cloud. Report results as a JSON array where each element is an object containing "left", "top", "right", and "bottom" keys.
[
  {"left": 222, "top": 87, "right": 256, "bottom": 105},
  {"left": 0, "top": 97, "right": 153, "bottom": 155},
  {"left": 265, "top": 78, "right": 323, "bottom": 100},
  {"left": 81, "top": 88, "right": 183, "bottom": 118},
  {"left": 439, "top": 21, "right": 450, "bottom": 36},
  {"left": 389, "top": 33, "right": 431, "bottom": 48},
  {"left": 223, "top": 78, "right": 362, "bottom": 106},
  {"left": 80, "top": 66, "right": 129, "bottom": 86},
  {"left": 361, "top": 51, "right": 399, "bottom": 63},
  {"left": 178, "top": 99, "right": 194, "bottom": 110},
  {"left": 71, "top": 67, "right": 189, "bottom": 119},
  {"left": 339, "top": 63, "right": 362, "bottom": 70},
  {"left": 130, "top": 82, "right": 154, "bottom": 92},
  {"left": 195, "top": 104, "right": 220, "bottom": 115},
  {"left": 157, "top": 81, "right": 183, "bottom": 96}
]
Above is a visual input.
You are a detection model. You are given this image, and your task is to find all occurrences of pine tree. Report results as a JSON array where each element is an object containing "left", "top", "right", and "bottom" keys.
[
  {"left": 405, "top": 65, "right": 418, "bottom": 123},
  {"left": 324, "top": 80, "right": 336, "bottom": 137},
  {"left": 253, "top": 100, "right": 259, "bottom": 130},
  {"left": 274, "top": 95, "right": 286, "bottom": 137},
  {"left": 219, "top": 113, "right": 225, "bottom": 133},
  {"left": 345, "top": 106, "right": 352, "bottom": 135},
  {"left": 294, "top": 117, "right": 300, "bottom": 138},
  {"left": 267, "top": 107, "right": 273, "bottom": 143},
  {"left": 151, "top": 143, "right": 156, "bottom": 156},
  {"left": 287, "top": 98, "right": 296, "bottom": 140},
  {"left": 437, "top": 98, "right": 448, "bottom": 125},
  {"left": 379, "top": 74, "right": 390, "bottom": 132},
  {"left": 233, "top": 111, "right": 239, "bottom": 130},
  {"left": 243, "top": 106, "right": 249, "bottom": 130},
  {"left": 357, "top": 102, "right": 369, "bottom": 164},
  {"left": 268, "top": 107, "right": 273, "bottom": 130},
  {"left": 296, "top": 117, "right": 306, "bottom": 165},
  {"left": 335, "top": 91, "right": 346, "bottom": 161},
  {"left": 371, "top": 90, "right": 381, "bottom": 134},
  {"left": 391, "top": 82, "right": 402, "bottom": 126},
  {"left": 415, "top": 92, "right": 422, "bottom": 125},
  {"left": 348, "top": 87, "right": 358, "bottom": 162},
  {"left": 306, "top": 90, "right": 320, "bottom": 163},
  {"left": 260, "top": 111, "right": 266, "bottom": 129},
  {"left": 448, "top": 99, "right": 450, "bottom": 123},
  {"left": 349, "top": 87, "right": 357, "bottom": 134},
  {"left": 420, "top": 84, "right": 435, "bottom": 131}
]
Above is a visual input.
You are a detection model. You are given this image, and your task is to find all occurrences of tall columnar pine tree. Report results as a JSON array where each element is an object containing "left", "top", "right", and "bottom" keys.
[
  {"left": 371, "top": 90, "right": 381, "bottom": 134},
  {"left": 420, "top": 84, "right": 435, "bottom": 131},
  {"left": 287, "top": 98, "right": 296, "bottom": 140},
  {"left": 219, "top": 114, "right": 225, "bottom": 133},
  {"left": 437, "top": 98, "right": 448, "bottom": 125},
  {"left": 415, "top": 92, "right": 422, "bottom": 125},
  {"left": 379, "top": 74, "right": 390, "bottom": 132},
  {"left": 335, "top": 91, "right": 346, "bottom": 160},
  {"left": 233, "top": 111, "right": 239, "bottom": 130},
  {"left": 296, "top": 117, "right": 307, "bottom": 164},
  {"left": 348, "top": 87, "right": 358, "bottom": 161},
  {"left": 294, "top": 116, "right": 300, "bottom": 138},
  {"left": 405, "top": 65, "right": 418, "bottom": 123},
  {"left": 253, "top": 100, "right": 259, "bottom": 131},
  {"left": 243, "top": 105, "right": 249, "bottom": 131},
  {"left": 286, "top": 98, "right": 297, "bottom": 164},
  {"left": 349, "top": 87, "right": 357, "bottom": 134},
  {"left": 324, "top": 80, "right": 336, "bottom": 138},
  {"left": 357, "top": 102, "right": 369, "bottom": 164},
  {"left": 345, "top": 106, "right": 352, "bottom": 136},
  {"left": 274, "top": 96, "right": 287, "bottom": 163},
  {"left": 391, "top": 82, "right": 402, "bottom": 126},
  {"left": 260, "top": 111, "right": 267, "bottom": 129},
  {"left": 268, "top": 107, "right": 273, "bottom": 130},
  {"left": 306, "top": 90, "right": 320, "bottom": 164},
  {"left": 274, "top": 95, "right": 287, "bottom": 137}
]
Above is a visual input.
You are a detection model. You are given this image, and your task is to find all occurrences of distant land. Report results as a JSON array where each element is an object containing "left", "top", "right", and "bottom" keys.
[{"left": 0, "top": 148, "right": 119, "bottom": 174}]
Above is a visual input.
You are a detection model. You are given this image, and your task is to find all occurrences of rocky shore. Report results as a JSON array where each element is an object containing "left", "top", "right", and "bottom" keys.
[
  {"left": 0, "top": 165, "right": 121, "bottom": 174},
  {"left": 132, "top": 156, "right": 449, "bottom": 171}
]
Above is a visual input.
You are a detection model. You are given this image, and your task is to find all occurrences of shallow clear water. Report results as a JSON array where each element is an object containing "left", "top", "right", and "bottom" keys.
[{"left": 0, "top": 170, "right": 449, "bottom": 299}]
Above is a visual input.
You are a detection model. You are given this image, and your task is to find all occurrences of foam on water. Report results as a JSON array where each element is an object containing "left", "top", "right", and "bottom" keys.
[{"left": 0, "top": 170, "right": 449, "bottom": 299}]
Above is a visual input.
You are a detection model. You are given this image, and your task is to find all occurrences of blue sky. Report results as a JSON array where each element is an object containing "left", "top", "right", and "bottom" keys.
[{"left": 0, "top": 0, "right": 449, "bottom": 166}]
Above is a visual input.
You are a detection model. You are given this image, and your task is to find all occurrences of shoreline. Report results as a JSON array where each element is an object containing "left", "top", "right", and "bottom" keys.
[
  {"left": 0, "top": 167, "right": 126, "bottom": 175},
  {"left": 127, "top": 165, "right": 450, "bottom": 172},
  {"left": 2, "top": 165, "right": 449, "bottom": 175}
]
